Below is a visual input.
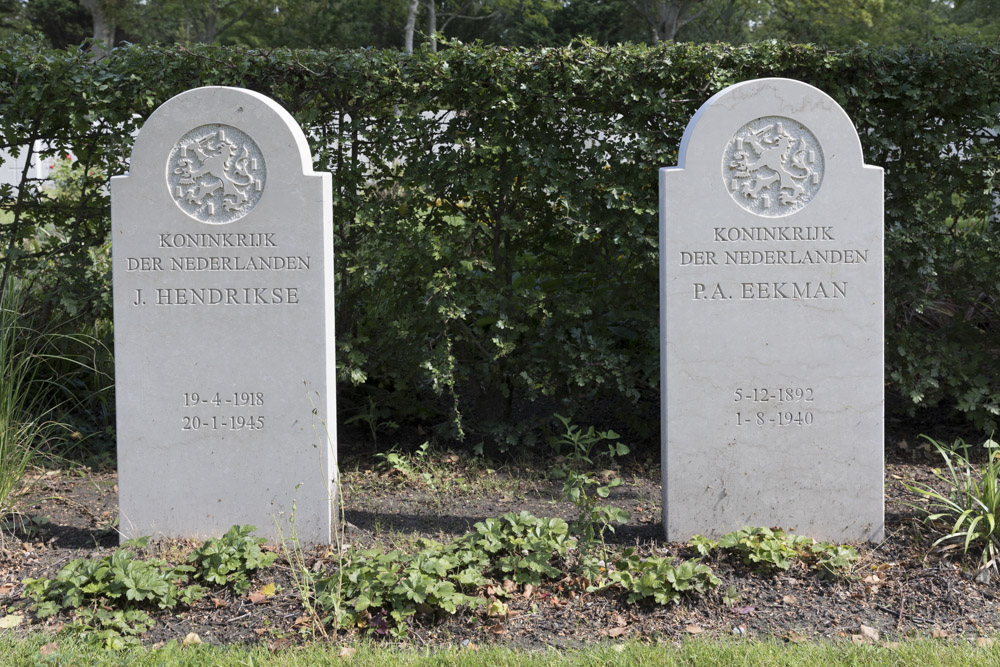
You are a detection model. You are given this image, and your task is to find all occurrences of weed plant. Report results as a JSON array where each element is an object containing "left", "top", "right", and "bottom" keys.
[
  {"left": 905, "top": 435, "right": 1000, "bottom": 579},
  {"left": 376, "top": 441, "right": 435, "bottom": 487},
  {"left": 548, "top": 414, "right": 630, "bottom": 556},
  {"left": 275, "top": 499, "right": 327, "bottom": 637}
]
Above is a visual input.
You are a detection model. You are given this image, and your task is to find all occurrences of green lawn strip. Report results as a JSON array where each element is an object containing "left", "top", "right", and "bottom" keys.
[{"left": 2, "top": 634, "right": 999, "bottom": 666}]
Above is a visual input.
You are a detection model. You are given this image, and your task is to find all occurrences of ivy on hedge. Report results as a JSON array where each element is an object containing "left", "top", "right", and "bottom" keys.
[{"left": 1, "top": 39, "right": 997, "bottom": 440}]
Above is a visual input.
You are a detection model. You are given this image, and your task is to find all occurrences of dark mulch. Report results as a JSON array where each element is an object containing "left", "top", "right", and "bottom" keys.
[{"left": 1, "top": 427, "right": 999, "bottom": 650}]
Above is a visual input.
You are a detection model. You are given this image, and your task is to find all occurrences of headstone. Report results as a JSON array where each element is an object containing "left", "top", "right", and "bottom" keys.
[
  {"left": 112, "top": 87, "right": 336, "bottom": 545},
  {"left": 660, "top": 78, "right": 883, "bottom": 542}
]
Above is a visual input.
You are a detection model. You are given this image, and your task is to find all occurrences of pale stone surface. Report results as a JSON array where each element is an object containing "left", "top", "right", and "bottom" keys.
[
  {"left": 660, "top": 78, "right": 884, "bottom": 542},
  {"left": 112, "top": 87, "right": 335, "bottom": 545}
]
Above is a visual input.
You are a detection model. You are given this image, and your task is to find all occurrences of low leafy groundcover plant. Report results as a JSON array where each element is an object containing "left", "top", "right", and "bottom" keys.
[
  {"left": 21, "top": 526, "right": 276, "bottom": 649},
  {"left": 316, "top": 509, "right": 725, "bottom": 639},
  {"left": 690, "top": 526, "right": 861, "bottom": 578},
  {"left": 19, "top": 515, "right": 859, "bottom": 647},
  {"left": 22, "top": 542, "right": 207, "bottom": 649},
  {"left": 187, "top": 524, "right": 277, "bottom": 595}
]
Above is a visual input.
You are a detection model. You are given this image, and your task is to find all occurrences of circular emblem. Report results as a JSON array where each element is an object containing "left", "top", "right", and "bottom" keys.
[
  {"left": 723, "top": 116, "right": 823, "bottom": 217},
  {"left": 167, "top": 124, "right": 265, "bottom": 224}
]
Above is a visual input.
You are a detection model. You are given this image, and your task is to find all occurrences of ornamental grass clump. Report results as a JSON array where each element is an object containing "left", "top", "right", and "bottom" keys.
[
  {"left": 905, "top": 436, "right": 1000, "bottom": 580},
  {"left": 0, "top": 282, "right": 47, "bottom": 524}
]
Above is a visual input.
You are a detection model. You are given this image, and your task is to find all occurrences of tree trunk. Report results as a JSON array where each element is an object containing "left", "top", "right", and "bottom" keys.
[
  {"left": 404, "top": 0, "right": 419, "bottom": 54},
  {"left": 428, "top": 0, "right": 437, "bottom": 53},
  {"left": 630, "top": 0, "right": 705, "bottom": 43},
  {"left": 80, "top": 0, "right": 116, "bottom": 58}
]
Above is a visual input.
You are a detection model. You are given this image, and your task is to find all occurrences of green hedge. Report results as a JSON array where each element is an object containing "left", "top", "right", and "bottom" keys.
[{"left": 1, "top": 40, "right": 998, "bottom": 446}]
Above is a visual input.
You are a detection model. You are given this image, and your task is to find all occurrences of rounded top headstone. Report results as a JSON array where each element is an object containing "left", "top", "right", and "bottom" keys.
[
  {"left": 122, "top": 87, "right": 316, "bottom": 226},
  {"left": 674, "top": 78, "right": 866, "bottom": 219}
]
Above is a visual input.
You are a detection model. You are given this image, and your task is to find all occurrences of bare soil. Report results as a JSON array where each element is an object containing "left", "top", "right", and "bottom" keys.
[{"left": 2, "top": 429, "right": 999, "bottom": 650}]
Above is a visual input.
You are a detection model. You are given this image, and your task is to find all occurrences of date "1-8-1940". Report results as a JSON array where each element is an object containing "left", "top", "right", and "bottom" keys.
[{"left": 736, "top": 411, "right": 814, "bottom": 426}]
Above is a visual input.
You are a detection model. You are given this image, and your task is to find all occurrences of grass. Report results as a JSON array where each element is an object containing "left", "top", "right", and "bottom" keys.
[
  {"left": 0, "top": 280, "right": 47, "bottom": 526},
  {"left": 343, "top": 445, "right": 546, "bottom": 504},
  {"left": 2, "top": 634, "right": 999, "bottom": 666}
]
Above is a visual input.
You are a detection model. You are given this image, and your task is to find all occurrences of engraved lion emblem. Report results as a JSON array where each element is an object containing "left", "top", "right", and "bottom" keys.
[
  {"left": 724, "top": 118, "right": 822, "bottom": 216},
  {"left": 168, "top": 125, "right": 266, "bottom": 224},
  {"left": 174, "top": 131, "right": 254, "bottom": 211}
]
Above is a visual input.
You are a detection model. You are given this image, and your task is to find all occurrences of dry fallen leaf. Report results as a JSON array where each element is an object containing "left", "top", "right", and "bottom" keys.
[
  {"left": 248, "top": 592, "right": 267, "bottom": 604},
  {"left": 183, "top": 632, "right": 202, "bottom": 646},
  {"left": 0, "top": 583, "right": 14, "bottom": 596},
  {"left": 859, "top": 624, "right": 879, "bottom": 641},
  {"left": 782, "top": 595, "right": 797, "bottom": 605},
  {"left": 862, "top": 574, "right": 880, "bottom": 585},
  {"left": 211, "top": 597, "right": 227, "bottom": 608},
  {"left": 608, "top": 627, "right": 627, "bottom": 638},
  {"left": 523, "top": 583, "right": 534, "bottom": 599},
  {"left": 685, "top": 624, "right": 704, "bottom": 634},
  {"left": 502, "top": 579, "right": 516, "bottom": 594},
  {"left": 0, "top": 614, "right": 23, "bottom": 629}
]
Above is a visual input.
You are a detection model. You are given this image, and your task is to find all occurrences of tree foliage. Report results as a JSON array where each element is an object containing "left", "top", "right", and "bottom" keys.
[
  {"left": 22, "top": 0, "right": 91, "bottom": 49},
  {"left": 8, "top": 0, "right": 1000, "bottom": 49}
]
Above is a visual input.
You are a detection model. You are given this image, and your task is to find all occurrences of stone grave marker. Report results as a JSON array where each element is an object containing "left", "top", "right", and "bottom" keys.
[
  {"left": 660, "top": 78, "right": 883, "bottom": 542},
  {"left": 112, "top": 87, "right": 336, "bottom": 545}
]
